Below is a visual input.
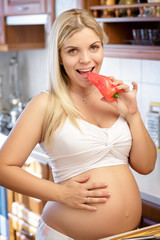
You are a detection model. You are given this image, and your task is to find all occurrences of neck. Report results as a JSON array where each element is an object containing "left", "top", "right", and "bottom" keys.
[{"left": 69, "top": 87, "right": 95, "bottom": 104}]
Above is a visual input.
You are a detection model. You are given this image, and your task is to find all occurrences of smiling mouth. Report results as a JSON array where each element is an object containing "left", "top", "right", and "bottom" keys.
[{"left": 76, "top": 67, "right": 94, "bottom": 74}]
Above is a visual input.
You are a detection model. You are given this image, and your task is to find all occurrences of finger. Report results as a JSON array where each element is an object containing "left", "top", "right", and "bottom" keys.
[
  {"left": 80, "top": 204, "right": 97, "bottom": 211},
  {"left": 108, "top": 77, "right": 123, "bottom": 85},
  {"left": 86, "top": 197, "right": 108, "bottom": 204},
  {"left": 75, "top": 175, "right": 90, "bottom": 183},
  {"left": 87, "top": 190, "right": 111, "bottom": 198},
  {"left": 117, "top": 84, "right": 130, "bottom": 92},
  {"left": 79, "top": 196, "right": 109, "bottom": 211},
  {"left": 86, "top": 182, "right": 108, "bottom": 190},
  {"left": 112, "top": 79, "right": 123, "bottom": 85},
  {"left": 108, "top": 76, "right": 116, "bottom": 81},
  {"left": 132, "top": 81, "right": 138, "bottom": 92}
]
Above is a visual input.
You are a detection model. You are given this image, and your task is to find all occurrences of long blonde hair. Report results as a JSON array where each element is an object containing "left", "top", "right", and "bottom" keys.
[{"left": 41, "top": 9, "right": 108, "bottom": 143}]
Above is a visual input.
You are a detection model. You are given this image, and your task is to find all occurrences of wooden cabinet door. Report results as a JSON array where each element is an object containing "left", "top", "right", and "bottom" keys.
[
  {"left": 4, "top": 0, "right": 46, "bottom": 16},
  {"left": 140, "top": 199, "right": 160, "bottom": 227},
  {"left": 0, "top": 0, "right": 5, "bottom": 44}
]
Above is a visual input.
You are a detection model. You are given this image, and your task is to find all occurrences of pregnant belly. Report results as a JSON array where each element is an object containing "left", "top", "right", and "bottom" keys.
[{"left": 42, "top": 165, "right": 142, "bottom": 240}]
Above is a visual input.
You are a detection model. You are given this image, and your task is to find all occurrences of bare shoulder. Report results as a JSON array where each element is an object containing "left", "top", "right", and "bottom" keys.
[
  {"left": 26, "top": 92, "right": 49, "bottom": 113},
  {"left": 15, "top": 91, "right": 50, "bottom": 134},
  {"left": 27, "top": 91, "right": 49, "bottom": 109},
  {"left": 8, "top": 92, "right": 51, "bottom": 146}
]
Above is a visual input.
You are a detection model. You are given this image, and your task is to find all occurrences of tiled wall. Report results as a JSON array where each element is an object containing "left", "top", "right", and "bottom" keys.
[{"left": 100, "top": 57, "right": 160, "bottom": 122}]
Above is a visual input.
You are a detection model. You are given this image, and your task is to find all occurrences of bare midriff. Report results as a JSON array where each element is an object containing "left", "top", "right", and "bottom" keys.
[{"left": 42, "top": 165, "right": 142, "bottom": 240}]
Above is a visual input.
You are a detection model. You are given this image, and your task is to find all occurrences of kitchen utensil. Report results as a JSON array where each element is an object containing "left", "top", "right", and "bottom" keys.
[
  {"left": 0, "top": 74, "right": 3, "bottom": 112},
  {"left": 146, "top": 102, "right": 160, "bottom": 149}
]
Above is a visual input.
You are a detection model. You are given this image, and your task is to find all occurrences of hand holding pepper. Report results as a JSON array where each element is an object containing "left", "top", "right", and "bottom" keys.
[
  {"left": 87, "top": 72, "right": 122, "bottom": 102},
  {"left": 87, "top": 72, "right": 138, "bottom": 116}
]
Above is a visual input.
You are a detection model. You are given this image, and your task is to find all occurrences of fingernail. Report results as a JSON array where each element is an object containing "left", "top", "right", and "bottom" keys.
[
  {"left": 112, "top": 82, "right": 118, "bottom": 86},
  {"left": 116, "top": 86, "right": 121, "bottom": 89},
  {"left": 100, "top": 97, "right": 106, "bottom": 102}
]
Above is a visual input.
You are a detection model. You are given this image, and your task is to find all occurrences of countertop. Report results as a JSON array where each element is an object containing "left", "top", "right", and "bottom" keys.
[{"left": 106, "top": 224, "right": 160, "bottom": 240}]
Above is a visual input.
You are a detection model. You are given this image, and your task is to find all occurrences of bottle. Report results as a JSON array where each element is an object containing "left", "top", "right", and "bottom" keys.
[
  {"left": 0, "top": 75, "right": 3, "bottom": 112},
  {"left": 8, "top": 57, "right": 20, "bottom": 109}
]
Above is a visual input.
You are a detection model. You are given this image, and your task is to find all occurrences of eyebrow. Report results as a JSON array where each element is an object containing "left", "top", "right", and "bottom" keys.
[{"left": 64, "top": 41, "right": 102, "bottom": 50}]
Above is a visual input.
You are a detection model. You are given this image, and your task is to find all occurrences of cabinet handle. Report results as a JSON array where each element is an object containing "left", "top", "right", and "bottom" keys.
[
  {"left": 16, "top": 6, "right": 29, "bottom": 12},
  {"left": 20, "top": 228, "right": 34, "bottom": 239}
]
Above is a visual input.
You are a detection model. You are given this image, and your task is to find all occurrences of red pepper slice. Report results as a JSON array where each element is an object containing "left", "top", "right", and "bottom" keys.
[{"left": 87, "top": 72, "right": 121, "bottom": 102}]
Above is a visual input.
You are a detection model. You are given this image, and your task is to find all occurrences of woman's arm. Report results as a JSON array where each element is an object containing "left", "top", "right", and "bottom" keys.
[
  {"left": 122, "top": 82, "right": 157, "bottom": 174},
  {"left": 0, "top": 93, "right": 110, "bottom": 210},
  {"left": 126, "top": 110, "right": 157, "bottom": 174},
  {"left": 118, "top": 81, "right": 157, "bottom": 174},
  {"left": 102, "top": 80, "right": 157, "bottom": 174}
]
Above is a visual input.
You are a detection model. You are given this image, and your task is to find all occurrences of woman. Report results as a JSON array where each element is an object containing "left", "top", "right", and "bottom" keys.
[{"left": 0, "top": 9, "right": 157, "bottom": 240}]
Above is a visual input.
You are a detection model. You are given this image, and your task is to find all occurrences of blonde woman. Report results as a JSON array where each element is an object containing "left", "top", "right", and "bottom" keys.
[{"left": 0, "top": 9, "right": 157, "bottom": 240}]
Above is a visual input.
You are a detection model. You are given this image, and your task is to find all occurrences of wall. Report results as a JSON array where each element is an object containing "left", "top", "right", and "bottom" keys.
[{"left": 100, "top": 57, "right": 160, "bottom": 123}]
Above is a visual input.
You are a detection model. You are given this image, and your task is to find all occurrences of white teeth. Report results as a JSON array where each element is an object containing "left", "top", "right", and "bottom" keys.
[{"left": 78, "top": 68, "right": 92, "bottom": 73}]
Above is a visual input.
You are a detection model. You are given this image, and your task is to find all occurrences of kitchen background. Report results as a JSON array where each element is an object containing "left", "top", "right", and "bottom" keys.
[{"left": 0, "top": 0, "right": 160, "bottom": 238}]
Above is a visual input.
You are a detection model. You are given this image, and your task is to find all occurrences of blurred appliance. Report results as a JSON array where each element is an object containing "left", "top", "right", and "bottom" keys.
[
  {"left": 0, "top": 75, "right": 3, "bottom": 112},
  {"left": 8, "top": 56, "right": 24, "bottom": 129},
  {"left": 8, "top": 56, "right": 21, "bottom": 108},
  {"left": 0, "top": 56, "right": 25, "bottom": 134},
  {"left": 146, "top": 102, "right": 160, "bottom": 149}
]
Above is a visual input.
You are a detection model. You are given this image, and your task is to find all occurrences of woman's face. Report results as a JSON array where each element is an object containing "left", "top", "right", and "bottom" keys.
[{"left": 60, "top": 27, "right": 104, "bottom": 90}]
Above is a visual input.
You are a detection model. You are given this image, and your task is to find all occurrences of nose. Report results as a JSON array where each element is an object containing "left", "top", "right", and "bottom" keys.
[{"left": 79, "top": 51, "right": 91, "bottom": 64}]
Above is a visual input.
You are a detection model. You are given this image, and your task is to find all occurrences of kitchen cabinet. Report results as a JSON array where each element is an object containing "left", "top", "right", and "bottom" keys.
[
  {"left": 140, "top": 199, "right": 160, "bottom": 227},
  {"left": 4, "top": 0, "right": 46, "bottom": 16},
  {"left": 7, "top": 149, "right": 52, "bottom": 240},
  {"left": 0, "top": 0, "right": 55, "bottom": 51},
  {"left": 82, "top": 0, "right": 160, "bottom": 60}
]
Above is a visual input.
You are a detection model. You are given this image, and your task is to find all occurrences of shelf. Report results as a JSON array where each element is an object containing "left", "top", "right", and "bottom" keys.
[
  {"left": 0, "top": 24, "right": 45, "bottom": 52},
  {"left": 103, "top": 44, "right": 160, "bottom": 60},
  {"left": 89, "top": 2, "right": 160, "bottom": 60},
  {"left": 90, "top": 2, "right": 160, "bottom": 18},
  {"left": 96, "top": 17, "right": 160, "bottom": 23},
  {"left": 0, "top": 43, "right": 45, "bottom": 51}
]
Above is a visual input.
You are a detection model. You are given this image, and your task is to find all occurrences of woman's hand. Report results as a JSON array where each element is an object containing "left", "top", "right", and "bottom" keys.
[
  {"left": 58, "top": 175, "right": 110, "bottom": 211},
  {"left": 101, "top": 80, "right": 138, "bottom": 117}
]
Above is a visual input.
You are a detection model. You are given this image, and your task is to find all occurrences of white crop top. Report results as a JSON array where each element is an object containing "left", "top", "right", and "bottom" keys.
[{"left": 40, "top": 115, "right": 132, "bottom": 183}]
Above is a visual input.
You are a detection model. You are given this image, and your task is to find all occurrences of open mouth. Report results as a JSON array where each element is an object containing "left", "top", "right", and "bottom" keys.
[{"left": 76, "top": 67, "right": 94, "bottom": 74}]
